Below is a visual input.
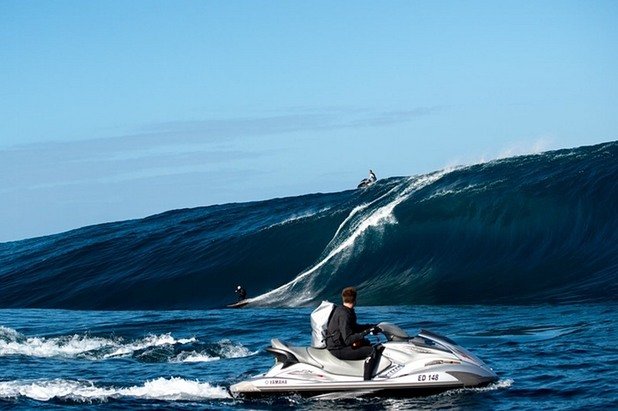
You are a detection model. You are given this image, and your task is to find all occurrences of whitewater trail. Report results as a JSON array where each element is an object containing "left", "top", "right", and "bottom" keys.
[
  {"left": 0, "top": 377, "right": 231, "bottom": 402},
  {"left": 249, "top": 169, "right": 455, "bottom": 307}
]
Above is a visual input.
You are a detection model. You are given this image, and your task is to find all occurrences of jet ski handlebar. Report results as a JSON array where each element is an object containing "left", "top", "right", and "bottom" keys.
[{"left": 375, "top": 322, "right": 411, "bottom": 341}]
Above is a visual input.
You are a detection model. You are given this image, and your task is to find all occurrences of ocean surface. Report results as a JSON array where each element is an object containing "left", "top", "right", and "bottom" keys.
[
  {"left": 1, "top": 141, "right": 617, "bottom": 409},
  {"left": 0, "top": 306, "right": 616, "bottom": 410}
]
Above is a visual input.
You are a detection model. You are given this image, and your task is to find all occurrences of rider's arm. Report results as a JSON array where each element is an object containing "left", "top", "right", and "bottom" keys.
[{"left": 340, "top": 311, "right": 367, "bottom": 345}]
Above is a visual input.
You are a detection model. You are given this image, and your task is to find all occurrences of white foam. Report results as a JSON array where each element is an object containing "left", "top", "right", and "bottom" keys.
[
  {"left": 0, "top": 329, "right": 114, "bottom": 358},
  {"left": 120, "top": 377, "right": 230, "bottom": 400},
  {"left": 174, "top": 351, "right": 221, "bottom": 363},
  {"left": 439, "top": 378, "right": 514, "bottom": 396},
  {"left": 330, "top": 202, "right": 371, "bottom": 239},
  {"left": 103, "top": 333, "right": 197, "bottom": 358},
  {"left": 0, "top": 327, "right": 195, "bottom": 360},
  {"left": 217, "top": 338, "right": 257, "bottom": 358},
  {"left": 171, "top": 339, "right": 256, "bottom": 363},
  {"left": 0, "top": 377, "right": 230, "bottom": 402},
  {"left": 0, "top": 326, "right": 22, "bottom": 341}
]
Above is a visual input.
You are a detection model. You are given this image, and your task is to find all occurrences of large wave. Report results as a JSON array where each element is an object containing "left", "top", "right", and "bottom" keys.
[{"left": 1, "top": 142, "right": 616, "bottom": 308}]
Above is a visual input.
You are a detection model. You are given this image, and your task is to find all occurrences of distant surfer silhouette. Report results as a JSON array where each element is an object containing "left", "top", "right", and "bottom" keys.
[
  {"left": 357, "top": 169, "right": 377, "bottom": 188},
  {"left": 235, "top": 285, "right": 247, "bottom": 301}
]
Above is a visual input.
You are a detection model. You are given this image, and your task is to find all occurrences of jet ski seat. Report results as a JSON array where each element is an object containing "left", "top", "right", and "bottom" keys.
[{"left": 270, "top": 339, "right": 391, "bottom": 378}]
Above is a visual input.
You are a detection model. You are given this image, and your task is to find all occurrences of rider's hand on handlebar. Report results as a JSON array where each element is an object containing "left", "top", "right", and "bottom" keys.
[{"left": 369, "top": 326, "right": 382, "bottom": 335}]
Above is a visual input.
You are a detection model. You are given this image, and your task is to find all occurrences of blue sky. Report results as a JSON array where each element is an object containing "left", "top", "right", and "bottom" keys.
[{"left": 1, "top": 1, "right": 617, "bottom": 242}]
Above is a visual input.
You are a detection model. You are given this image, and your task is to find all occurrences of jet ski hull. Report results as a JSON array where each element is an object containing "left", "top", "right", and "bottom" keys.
[
  {"left": 230, "top": 326, "right": 498, "bottom": 398},
  {"left": 357, "top": 179, "right": 375, "bottom": 189},
  {"left": 231, "top": 371, "right": 497, "bottom": 398}
]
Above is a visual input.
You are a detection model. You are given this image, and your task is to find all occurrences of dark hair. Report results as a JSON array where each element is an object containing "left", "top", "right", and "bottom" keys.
[{"left": 341, "top": 287, "right": 357, "bottom": 304}]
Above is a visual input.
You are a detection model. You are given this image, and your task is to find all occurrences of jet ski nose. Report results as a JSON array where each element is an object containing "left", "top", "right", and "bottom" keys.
[{"left": 446, "top": 368, "right": 498, "bottom": 387}]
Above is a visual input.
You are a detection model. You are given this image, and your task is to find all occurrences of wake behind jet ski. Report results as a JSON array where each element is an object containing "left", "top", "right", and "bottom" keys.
[
  {"left": 229, "top": 323, "right": 498, "bottom": 398},
  {"left": 357, "top": 169, "right": 377, "bottom": 188}
]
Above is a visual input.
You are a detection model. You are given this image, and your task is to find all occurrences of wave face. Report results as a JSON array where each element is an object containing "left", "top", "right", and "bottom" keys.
[{"left": 1, "top": 142, "right": 616, "bottom": 308}]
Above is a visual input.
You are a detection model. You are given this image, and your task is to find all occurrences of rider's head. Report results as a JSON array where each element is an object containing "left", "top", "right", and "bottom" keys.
[{"left": 341, "top": 287, "right": 357, "bottom": 306}]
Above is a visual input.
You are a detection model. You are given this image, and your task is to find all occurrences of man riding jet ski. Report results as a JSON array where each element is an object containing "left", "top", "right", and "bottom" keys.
[
  {"left": 324, "top": 287, "right": 383, "bottom": 380},
  {"left": 230, "top": 288, "right": 498, "bottom": 397}
]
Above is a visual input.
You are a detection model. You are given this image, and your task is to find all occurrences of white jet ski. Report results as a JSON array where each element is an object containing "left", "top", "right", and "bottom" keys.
[
  {"left": 357, "top": 170, "right": 377, "bottom": 188},
  {"left": 230, "top": 323, "right": 498, "bottom": 397},
  {"left": 357, "top": 177, "right": 375, "bottom": 188}
]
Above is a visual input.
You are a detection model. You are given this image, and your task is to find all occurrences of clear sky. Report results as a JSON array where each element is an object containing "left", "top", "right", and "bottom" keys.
[{"left": 1, "top": 1, "right": 617, "bottom": 242}]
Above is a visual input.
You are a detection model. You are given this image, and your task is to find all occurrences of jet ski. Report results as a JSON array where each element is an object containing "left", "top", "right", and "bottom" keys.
[
  {"left": 230, "top": 323, "right": 497, "bottom": 398},
  {"left": 357, "top": 178, "right": 375, "bottom": 189},
  {"left": 358, "top": 170, "right": 377, "bottom": 188}
]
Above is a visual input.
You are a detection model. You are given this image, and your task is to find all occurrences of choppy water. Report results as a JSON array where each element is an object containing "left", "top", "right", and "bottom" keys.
[{"left": 1, "top": 304, "right": 616, "bottom": 410}]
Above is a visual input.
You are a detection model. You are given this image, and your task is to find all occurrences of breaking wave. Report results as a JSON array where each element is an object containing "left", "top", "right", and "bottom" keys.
[{"left": 0, "top": 141, "right": 616, "bottom": 308}]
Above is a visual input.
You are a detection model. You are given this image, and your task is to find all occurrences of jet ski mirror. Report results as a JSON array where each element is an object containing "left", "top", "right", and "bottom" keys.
[{"left": 376, "top": 322, "right": 410, "bottom": 341}]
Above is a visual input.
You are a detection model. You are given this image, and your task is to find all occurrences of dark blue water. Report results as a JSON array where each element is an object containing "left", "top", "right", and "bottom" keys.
[{"left": 1, "top": 141, "right": 617, "bottom": 408}]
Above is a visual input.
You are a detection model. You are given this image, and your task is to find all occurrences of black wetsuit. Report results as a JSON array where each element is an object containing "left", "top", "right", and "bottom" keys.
[
  {"left": 325, "top": 305, "right": 373, "bottom": 360},
  {"left": 235, "top": 287, "right": 247, "bottom": 301}
]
